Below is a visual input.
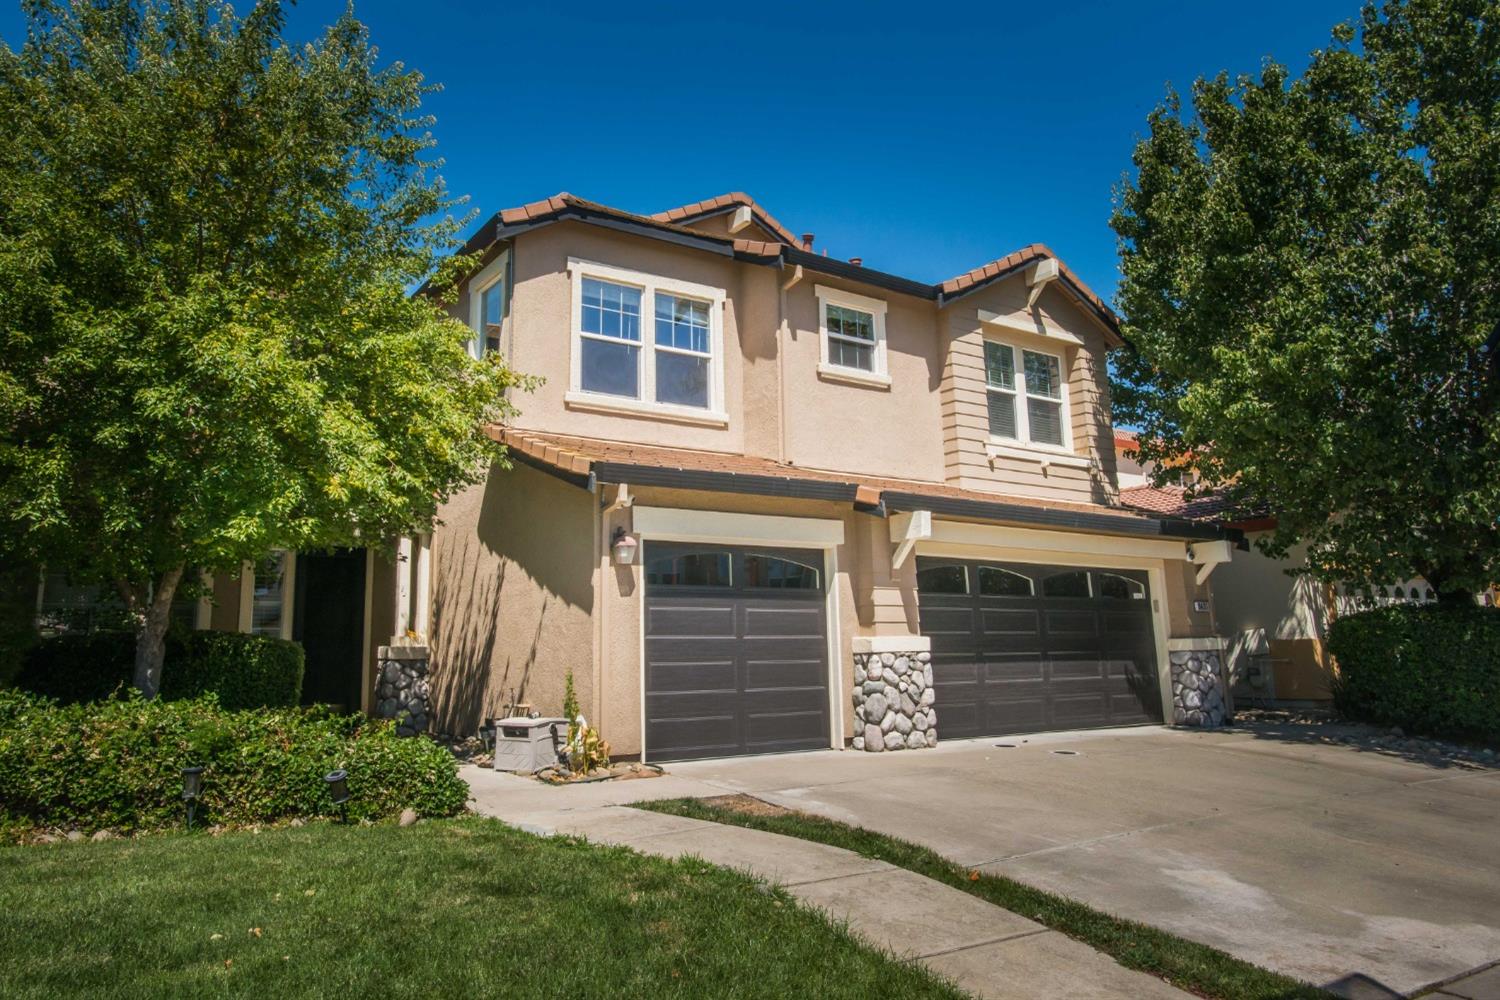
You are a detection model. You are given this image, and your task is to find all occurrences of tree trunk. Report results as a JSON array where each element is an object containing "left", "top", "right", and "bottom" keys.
[{"left": 133, "top": 565, "right": 185, "bottom": 699}]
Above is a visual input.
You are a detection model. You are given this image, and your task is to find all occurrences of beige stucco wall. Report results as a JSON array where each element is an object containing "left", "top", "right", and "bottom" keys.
[
  {"left": 1162, "top": 558, "right": 1219, "bottom": 640},
  {"left": 462, "top": 223, "right": 1121, "bottom": 502},
  {"left": 425, "top": 460, "right": 596, "bottom": 735}
]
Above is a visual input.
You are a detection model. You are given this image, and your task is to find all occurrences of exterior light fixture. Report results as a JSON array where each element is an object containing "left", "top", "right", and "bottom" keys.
[
  {"left": 324, "top": 769, "right": 350, "bottom": 823},
  {"left": 181, "top": 766, "right": 205, "bottom": 830},
  {"left": 611, "top": 527, "right": 638, "bottom": 566}
]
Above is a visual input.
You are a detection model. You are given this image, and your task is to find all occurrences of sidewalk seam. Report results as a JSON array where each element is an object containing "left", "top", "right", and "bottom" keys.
[{"left": 911, "top": 927, "right": 1053, "bottom": 961}]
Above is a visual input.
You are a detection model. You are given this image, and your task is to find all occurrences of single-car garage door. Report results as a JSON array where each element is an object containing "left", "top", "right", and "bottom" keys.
[
  {"left": 644, "top": 542, "right": 829, "bottom": 762},
  {"left": 916, "top": 557, "right": 1162, "bottom": 739}
]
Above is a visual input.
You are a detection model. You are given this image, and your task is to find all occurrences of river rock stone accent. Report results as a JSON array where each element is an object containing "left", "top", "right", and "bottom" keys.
[
  {"left": 1171, "top": 648, "right": 1227, "bottom": 728},
  {"left": 852, "top": 650, "right": 936, "bottom": 752},
  {"left": 376, "top": 645, "right": 431, "bottom": 736}
]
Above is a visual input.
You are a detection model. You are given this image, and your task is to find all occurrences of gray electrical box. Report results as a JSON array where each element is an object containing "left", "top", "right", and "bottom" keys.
[{"left": 492, "top": 717, "right": 567, "bottom": 773}]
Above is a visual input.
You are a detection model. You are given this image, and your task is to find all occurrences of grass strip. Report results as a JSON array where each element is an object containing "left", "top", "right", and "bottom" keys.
[
  {"left": 638, "top": 796, "right": 1334, "bottom": 1000},
  {"left": 0, "top": 816, "right": 965, "bottom": 999}
]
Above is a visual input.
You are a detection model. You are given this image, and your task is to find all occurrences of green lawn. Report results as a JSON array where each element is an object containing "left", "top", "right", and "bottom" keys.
[
  {"left": 0, "top": 817, "right": 964, "bottom": 1000},
  {"left": 640, "top": 797, "right": 1335, "bottom": 1000}
]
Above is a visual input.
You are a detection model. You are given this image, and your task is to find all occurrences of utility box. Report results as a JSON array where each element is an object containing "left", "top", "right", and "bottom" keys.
[{"left": 492, "top": 717, "right": 568, "bottom": 773}]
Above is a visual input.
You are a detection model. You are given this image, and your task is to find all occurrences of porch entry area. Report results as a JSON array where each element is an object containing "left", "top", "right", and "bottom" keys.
[
  {"left": 916, "top": 556, "right": 1162, "bottom": 738},
  {"left": 292, "top": 548, "right": 367, "bottom": 712}
]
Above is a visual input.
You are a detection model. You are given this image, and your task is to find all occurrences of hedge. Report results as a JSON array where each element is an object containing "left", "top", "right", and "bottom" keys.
[
  {"left": 0, "top": 689, "right": 468, "bottom": 835},
  {"left": 1327, "top": 604, "right": 1500, "bottom": 744},
  {"left": 14, "top": 629, "right": 304, "bottom": 709}
]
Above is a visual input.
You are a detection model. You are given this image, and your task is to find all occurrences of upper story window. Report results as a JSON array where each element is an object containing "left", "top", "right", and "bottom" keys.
[
  {"left": 816, "top": 285, "right": 889, "bottom": 387},
  {"left": 466, "top": 252, "right": 507, "bottom": 359},
  {"left": 985, "top": 339, "right": 1069, "bottom": 450},
  {"left": 567, "top": 259, "right": 726, "bottom": 423}
]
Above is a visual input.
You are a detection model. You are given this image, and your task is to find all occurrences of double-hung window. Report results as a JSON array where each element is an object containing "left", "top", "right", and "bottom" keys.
[
  {"left": 568, "top": 259, "right": 725, "bottom": 420},
  {"left": 985, "top": 340, "right": 1069, "bottom": 449},
  {"left": 467, "top": 252, "right": 508, "bottom": 358},
  {"left": 816, "top": 285, "right": 889, "bottom": 384},
  {"left": 579, "top": 277, "right": 643, "bottom": 398}
]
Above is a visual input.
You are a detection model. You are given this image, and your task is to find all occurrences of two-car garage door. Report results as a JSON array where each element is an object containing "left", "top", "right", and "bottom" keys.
[
  {"left": 642, "top": 543, "right": 1164, "bottom": 760},
  {"left": 916, "top": 557, "right": 1163, "bottom": 739},
  {"left": 644, "top": 543, "right": 830, "bottom": 762}
]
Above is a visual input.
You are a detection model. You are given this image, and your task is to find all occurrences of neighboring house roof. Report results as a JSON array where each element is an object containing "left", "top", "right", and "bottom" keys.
[
  {"left": 649, "top": 192, "right": 801, "bottom": 246},
  {"left": 492, "top": 427, "right": 1232, "bottom": 542},
  {"left": 455, "top": 192, "right": 1123, "bottom": 345},
  {"left": 1118, "top": 484, "right": 1258, "bottom": 525}
]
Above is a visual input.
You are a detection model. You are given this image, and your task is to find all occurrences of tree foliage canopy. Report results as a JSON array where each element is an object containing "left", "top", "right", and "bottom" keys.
[
  {"left": 0, "top": 0, "right": 527, "bottom": 691},
  {"left": 1112, "top": 0, "right": 1500, "bottom": 599}
]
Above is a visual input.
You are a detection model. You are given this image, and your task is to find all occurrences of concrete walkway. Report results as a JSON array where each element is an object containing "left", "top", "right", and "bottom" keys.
[{"left": 463, "top": 765, "right": 1189, "bottom": 1000}]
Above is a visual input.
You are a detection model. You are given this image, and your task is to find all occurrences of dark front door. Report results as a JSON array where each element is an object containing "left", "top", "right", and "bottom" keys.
[
  {"left": 643, "top": 542, "right": 829, "bottom": 763},
  {"left": 916, "top": 557, "right": 1162, "bottom": 739},
  {"left": 293, "top": 549, "right": 366, "bottom": 712}
]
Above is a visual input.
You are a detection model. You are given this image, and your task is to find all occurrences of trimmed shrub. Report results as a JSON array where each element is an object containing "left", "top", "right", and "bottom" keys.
[
  {"left": 11, "top": 632, "right": 135, "bottom": 703},
  {"left": 162, "top": 630, "right": 304, "bottom": 709},
  {"left": 1328, "top": 604, "right": 1500, "bottom": 744},
  {"left": 0, "top": 690, "right": 467, "bottom": 834},
  {"left": 14, "top": 630, "right": 304, "bottom": 708}
]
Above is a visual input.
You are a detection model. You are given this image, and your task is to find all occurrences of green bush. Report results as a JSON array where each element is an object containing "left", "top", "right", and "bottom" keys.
[
  {"left": 163, "top": 630, "right": 304, "bottom": 709},
  {"left": 0, "top": 690, "right": 467, "bottom": 834},
  {"left": 14, "top": 630, "right": 304, "bottom": 708},
  {"left": 1328, "top": 604, "right": 1500, "bottom": 743}
]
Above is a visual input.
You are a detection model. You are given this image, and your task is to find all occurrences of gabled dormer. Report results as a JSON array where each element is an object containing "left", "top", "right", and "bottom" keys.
[{"left": 935, "top": 246, "right": 1123, "bottom": 505}]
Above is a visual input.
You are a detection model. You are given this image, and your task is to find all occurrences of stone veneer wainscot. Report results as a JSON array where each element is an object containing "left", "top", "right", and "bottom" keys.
[
  {"left": 1170, "top": 642, "right": 1228, "bottom": 728},
  {"left": 851, "top": 638, "right": 936, "bottom": 751},
  {"left": 375, "top": 645, "right": 431, "bottom": 736}
]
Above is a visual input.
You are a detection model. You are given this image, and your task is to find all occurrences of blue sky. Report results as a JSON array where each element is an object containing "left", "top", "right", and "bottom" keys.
[{"left": 2, "top": 0, "right": 1360, "bottom": 299}]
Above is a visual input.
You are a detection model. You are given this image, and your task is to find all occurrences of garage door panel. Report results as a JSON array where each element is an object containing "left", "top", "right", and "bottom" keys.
[
  {"left": 1043, "top": 610, "right": 1099, "bottom": 636},
  {"left": 743, "top": 604, "right": 824, "bottom": 637},
  {"left": 978, "top": 607, "right": 1041, "bottom": 633},
  {"left": 1049, "top": 658, "right": 1108, "bottom": 681},
  {"left": 983, "top": 698, "right": 1048, "bottom": 733},
  {"left": 645, "top": 543, "right": 829, "bottom": 762},
  {"left": 647, "top": 603, "right": 736, "bottom": 637},
  {"left": 940, "top": 699, "right": 982, "bottom": 737},
  {"left": 1052, "top": 694, "right": 1109, "bottom": 725},
  {"left": 743, "top": 659, "right": 826, "bottom": 692},
  {"left": 984, "top": 659, "right": 1045, "bottom": 683},
  {"left": 919, "top": 556, "right": 1162, "bottom": 738}
]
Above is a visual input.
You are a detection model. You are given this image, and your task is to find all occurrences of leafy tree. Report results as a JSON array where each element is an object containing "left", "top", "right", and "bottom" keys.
[
  {"left": 0, "top": 0, "right": 527, "bottom": 695},
  {"left": 1112, "top": 0, "right": 1500, "bottom": 603}
]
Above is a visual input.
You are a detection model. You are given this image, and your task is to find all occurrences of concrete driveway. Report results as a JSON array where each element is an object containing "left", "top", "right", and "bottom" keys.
[{"left": 665, "top": 724, "right": 1500, "bottom": 999}]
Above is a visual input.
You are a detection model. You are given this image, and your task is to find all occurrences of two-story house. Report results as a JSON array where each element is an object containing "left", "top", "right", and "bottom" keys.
[{"left": 375, "top": 191, "right": 1239, "bottom": 762}]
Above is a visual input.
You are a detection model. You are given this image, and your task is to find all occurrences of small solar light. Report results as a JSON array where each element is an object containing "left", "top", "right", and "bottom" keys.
[
  {"left": 324, "top": 769, "right": 350, "bottom": 822},
  {"left": 181, "top": 766, "right": 205, "bottom": 830}
]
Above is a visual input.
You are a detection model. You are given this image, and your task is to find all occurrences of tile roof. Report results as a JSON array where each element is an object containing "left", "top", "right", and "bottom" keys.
[
  {"left": 468, "top": 192, "right": 1123, "bottom": 343},
  {"left": 1118, "top": 484, "right": 1243, "bottom": 522},
  {"left": 649, "top": 192, "right": 801, "bottom": 245},
  {"left": 491, "top": 428, "right": 1197, "bottom": 534},
  {"left": 937, "top": 243, "right": 1119, "bottom": 338}
]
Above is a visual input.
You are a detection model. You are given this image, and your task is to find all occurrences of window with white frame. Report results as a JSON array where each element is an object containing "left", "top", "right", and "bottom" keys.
[
  {"left": 246, "top": 551, "right": 293, "bottom": 639},
  {"left": 467, "top": 253, "right": 507, "bottom": 358},
  {"left": 816, "top": 285, "right": 888, "bottom": 380},
  {"left": 567, "top": 259, "right": 725, "bottom": 416},
  {"left": 985, "top": 340, "right": 1069, "bottom": 448}
]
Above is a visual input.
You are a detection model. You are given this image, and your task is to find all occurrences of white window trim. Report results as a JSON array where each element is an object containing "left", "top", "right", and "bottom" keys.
[
  {"left": 983, "top": 335, "right": 1076, "bottom": 457},
  {"left": 566, "top": 257, "right": 728, "bottom": 422},
  {"left": 816, "top": 284, "right": 889, "bottom": 383},
  {"left": 238, "top": 551, "right": 295, "bottom": 641},
  {"left": 467, "top": 251, "right": 509, "bottom": 360}
]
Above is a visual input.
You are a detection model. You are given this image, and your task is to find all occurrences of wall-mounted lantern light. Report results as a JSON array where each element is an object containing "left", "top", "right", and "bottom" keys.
[
  {"left": 611, "top": 527, "right": 638, "bottom": 566},
  {"left": 181, "top": 766, "right": 205, "bottom": 830}
]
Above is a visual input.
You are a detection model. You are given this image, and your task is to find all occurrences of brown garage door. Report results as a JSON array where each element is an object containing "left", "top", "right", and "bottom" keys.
[
  {"left": 644, "top": 543, "right": 829, "bottom": 762},
  {"left": 916, "top": 557, "right": 1162, "bottom": 739}
]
